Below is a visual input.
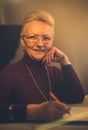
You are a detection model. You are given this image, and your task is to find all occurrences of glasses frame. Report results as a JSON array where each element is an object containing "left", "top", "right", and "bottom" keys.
[{"left": 21, "top": 34, "right": 54, "bottom": 44}]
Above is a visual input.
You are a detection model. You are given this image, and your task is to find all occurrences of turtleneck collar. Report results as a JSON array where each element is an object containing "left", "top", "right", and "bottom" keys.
[{"left": 22, "top": 53, "right": 45, "bottom": 69}]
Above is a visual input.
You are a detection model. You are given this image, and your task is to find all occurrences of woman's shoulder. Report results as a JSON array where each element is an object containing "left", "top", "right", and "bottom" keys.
[{"left": 0, "top": 59, "right": 23, "bottom": 74}]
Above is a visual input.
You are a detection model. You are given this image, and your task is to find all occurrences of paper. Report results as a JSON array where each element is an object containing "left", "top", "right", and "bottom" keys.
[
  {"left": 64, "top": 106, "right": 88, "bottom": 121},
  {"left": 36, "top": 106, "right": 88, "bottom": 130},
  {"left": 36, "top": 96, "right": 88, "bottom": 130}
]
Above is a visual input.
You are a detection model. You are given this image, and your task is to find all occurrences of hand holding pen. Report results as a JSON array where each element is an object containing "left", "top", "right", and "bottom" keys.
[
  {"left": 27, "top": 92, "right": 70, "bottom": 121},
  {"left": 50, "top": 92, "right": 70, "bottom": 114}
]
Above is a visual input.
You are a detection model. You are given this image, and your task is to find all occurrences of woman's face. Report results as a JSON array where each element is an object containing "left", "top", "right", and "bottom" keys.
[{"left": 20, "top": 21, "right": 54, "bottom": 61}]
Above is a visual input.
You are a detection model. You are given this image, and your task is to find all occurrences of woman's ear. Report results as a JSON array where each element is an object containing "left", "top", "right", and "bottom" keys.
[{"left": 20, "top": 37, "right": 25, "bottom": 47}]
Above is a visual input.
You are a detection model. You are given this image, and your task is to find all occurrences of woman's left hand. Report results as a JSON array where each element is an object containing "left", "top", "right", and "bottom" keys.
[{"left": 43, "top": 47, "right": 70, "bottom": 65}]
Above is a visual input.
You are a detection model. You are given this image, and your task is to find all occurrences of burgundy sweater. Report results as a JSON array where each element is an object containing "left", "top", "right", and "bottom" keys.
[{"left": 0, "top": 54, "right": 84, "bottom": 122}]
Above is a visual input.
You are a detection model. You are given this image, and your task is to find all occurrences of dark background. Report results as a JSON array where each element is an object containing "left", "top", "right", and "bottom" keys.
[{"left": 0, "top": 25, "right": 21, "bottom": 70}]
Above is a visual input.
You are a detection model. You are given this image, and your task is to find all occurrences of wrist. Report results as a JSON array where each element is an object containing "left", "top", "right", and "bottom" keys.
[
  {"left": 60, "top": 60, "right": 71, "bottom": 67},
  {"left": 26, "top": 104, "right": 40, "bottom": 120},
  {"left": 59, "top": 56, "right": 71, "bottom": 67}
]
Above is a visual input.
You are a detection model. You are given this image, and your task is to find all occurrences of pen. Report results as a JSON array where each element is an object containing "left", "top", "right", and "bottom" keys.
[
  {"left": 50, "top": 92, "right": 61, "bottom": 102},
  {"left": 50, "top": 92, "right": 70, "bottom": 114}
]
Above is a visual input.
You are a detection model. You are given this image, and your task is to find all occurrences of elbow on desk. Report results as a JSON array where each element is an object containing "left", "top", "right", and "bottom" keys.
[
  {"left": 76, "top": 93, "right": 85, "bottom": 103},
  {"left": 72, "top": 91, "right": 85, "bottom": 104},
  {"left": 71, "top": 86, "right": 85, "bottom": 104},
  {"left": 77, "top": 87, "right": 85, "bottom": 103},
  {"left": 63, "top": 91, "right": 85, "bottom": 104}
]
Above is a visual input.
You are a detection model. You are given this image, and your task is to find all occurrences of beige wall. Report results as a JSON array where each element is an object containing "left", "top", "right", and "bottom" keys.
[{"left": 1, "top": 0, "right": 88, "bottom": 94}]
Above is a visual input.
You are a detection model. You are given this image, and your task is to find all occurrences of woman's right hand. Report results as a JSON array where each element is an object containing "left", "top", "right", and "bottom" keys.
[{"left": 26, "top": 101, "right": 70, "bottom": 122}]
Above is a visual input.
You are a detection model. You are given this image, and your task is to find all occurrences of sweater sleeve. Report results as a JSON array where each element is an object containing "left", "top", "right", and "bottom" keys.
[
  {"left": 0, "top": 104, "right": 27, "bottom": 123},
  {"left": 0, "top": 66, "right": 27, "bottom": 122},
  {"left": 62, "top": 65, "right": 84, "bottom": 103},
  {"left": 53, "top": 65, "right": 85, "bottom": 104}
]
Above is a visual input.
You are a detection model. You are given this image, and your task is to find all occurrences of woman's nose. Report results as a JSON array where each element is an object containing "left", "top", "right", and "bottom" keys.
[{"left": 36, "top": 38, "right": 44, "bottom": 46}]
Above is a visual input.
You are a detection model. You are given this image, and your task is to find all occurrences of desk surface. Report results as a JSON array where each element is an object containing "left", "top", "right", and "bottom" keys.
[
  {"left": 0, "top": 123, "right": 88, "bottom": 130},
  {"left": 0, "top": 95, "right": 88, "bottom": 130}
]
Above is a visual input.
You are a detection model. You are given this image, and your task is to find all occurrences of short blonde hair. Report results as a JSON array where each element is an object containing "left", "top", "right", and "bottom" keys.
[{"left": 21, "top": 9, "right": 55, "bottom": 35}]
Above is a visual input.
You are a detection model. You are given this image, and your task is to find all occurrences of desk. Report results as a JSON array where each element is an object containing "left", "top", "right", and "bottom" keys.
[
  {"left": 0, "top": 123, "right": 88, "bottom": 130},
  {"left": 0, "top": 95, "right": 88, "bottom": 130}
]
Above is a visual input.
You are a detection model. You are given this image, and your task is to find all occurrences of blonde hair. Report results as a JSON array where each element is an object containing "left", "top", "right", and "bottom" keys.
[{"left": 21, "top": 9, "right": 55, "bottom": 35}]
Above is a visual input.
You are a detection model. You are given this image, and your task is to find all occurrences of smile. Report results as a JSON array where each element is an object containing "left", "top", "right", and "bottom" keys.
[{"left": 33, "top": 49, "right": 46, "bottom": 53}]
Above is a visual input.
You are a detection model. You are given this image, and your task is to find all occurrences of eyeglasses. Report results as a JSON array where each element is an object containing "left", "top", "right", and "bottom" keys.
[{"left": 21, "top": 34, "right": 53, "bottom": 44}]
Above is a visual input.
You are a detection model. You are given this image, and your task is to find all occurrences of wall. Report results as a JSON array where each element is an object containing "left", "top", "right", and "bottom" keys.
[{"left": 0, "top": 0, "right": 88, "bottom": 94}]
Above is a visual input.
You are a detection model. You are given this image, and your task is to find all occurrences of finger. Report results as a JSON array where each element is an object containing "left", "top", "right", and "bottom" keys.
[
  {"left": 49, "top": 109, "right": 63, "bottom": 121},
  {"left": 45, "top": 51, "right": 52, "bottom": 64},
  {"left": 47, "top": 47, "right": 55, "bottom": 63},
  {"left": 56, "top": 102, "right": 70, "bottom": 114},
  {"left": 47, "top": 106, "right": 64, "bottom": 121},
  {"left": 49, "top": 47, "right": 54, "bottom": 61}
]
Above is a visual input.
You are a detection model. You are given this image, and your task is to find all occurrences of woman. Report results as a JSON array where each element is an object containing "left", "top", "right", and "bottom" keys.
[{"left": 0, "top": 10, "right": 84, "bottom": 122}]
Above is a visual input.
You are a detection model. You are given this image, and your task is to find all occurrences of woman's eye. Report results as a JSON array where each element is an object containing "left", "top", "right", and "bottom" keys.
[
  {"left": 28, "top": 36, "right": 36, "bottom": 39},
  {"left": 43, "top": 36, "right": 51, "bottom": 40}
]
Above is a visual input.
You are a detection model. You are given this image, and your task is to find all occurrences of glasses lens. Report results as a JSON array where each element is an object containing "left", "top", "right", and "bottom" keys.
[
  {"left": 42, "top": 36, "right": 52, "bottom": 42},
  {"left": 26, "top": 35, "right": 37, "bottom": 43},
  {"left": 23, "top": 34, "right": 53, "bottom": 43}
]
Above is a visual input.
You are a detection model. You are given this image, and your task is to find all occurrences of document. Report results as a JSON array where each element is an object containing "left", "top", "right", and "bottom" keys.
[
  {"left": 36, "top": 96, "right": 88, "bottom": 130},
  {"left": 64, "top": 106, "right": 88, "bottom": 121}
]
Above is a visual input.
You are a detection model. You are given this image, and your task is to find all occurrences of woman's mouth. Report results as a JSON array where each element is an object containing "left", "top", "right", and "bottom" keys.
[{"left": 33, "top": 49, "right": 46, "bottom": 53}]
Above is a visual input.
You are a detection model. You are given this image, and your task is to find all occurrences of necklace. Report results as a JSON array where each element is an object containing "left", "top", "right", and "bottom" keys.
[{"left": 25, "top": 63, "right": 52, "bottom": 101}]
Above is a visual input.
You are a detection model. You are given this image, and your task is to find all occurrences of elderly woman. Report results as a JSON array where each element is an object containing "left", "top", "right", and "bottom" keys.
[{"left": 0, "top": 10, "right": 84, "bottom": 122}]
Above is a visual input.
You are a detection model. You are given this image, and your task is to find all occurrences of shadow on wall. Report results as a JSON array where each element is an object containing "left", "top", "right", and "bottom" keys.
[{"left": 0, "top": 25, "right": 21, "bottom": 70}]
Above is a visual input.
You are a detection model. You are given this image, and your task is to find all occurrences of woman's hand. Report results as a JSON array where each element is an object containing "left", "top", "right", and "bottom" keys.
[
  {"left": 26, "top": 101, "right": 70, "bottom": 122},
  {"left": 43, "top": 47, "right": 71, "bottom": 65}
]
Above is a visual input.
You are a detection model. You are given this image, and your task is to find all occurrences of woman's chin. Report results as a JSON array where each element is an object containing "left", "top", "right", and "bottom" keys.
[{"left": 31, "top": 55, "right": 44, "bottom": 61}]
